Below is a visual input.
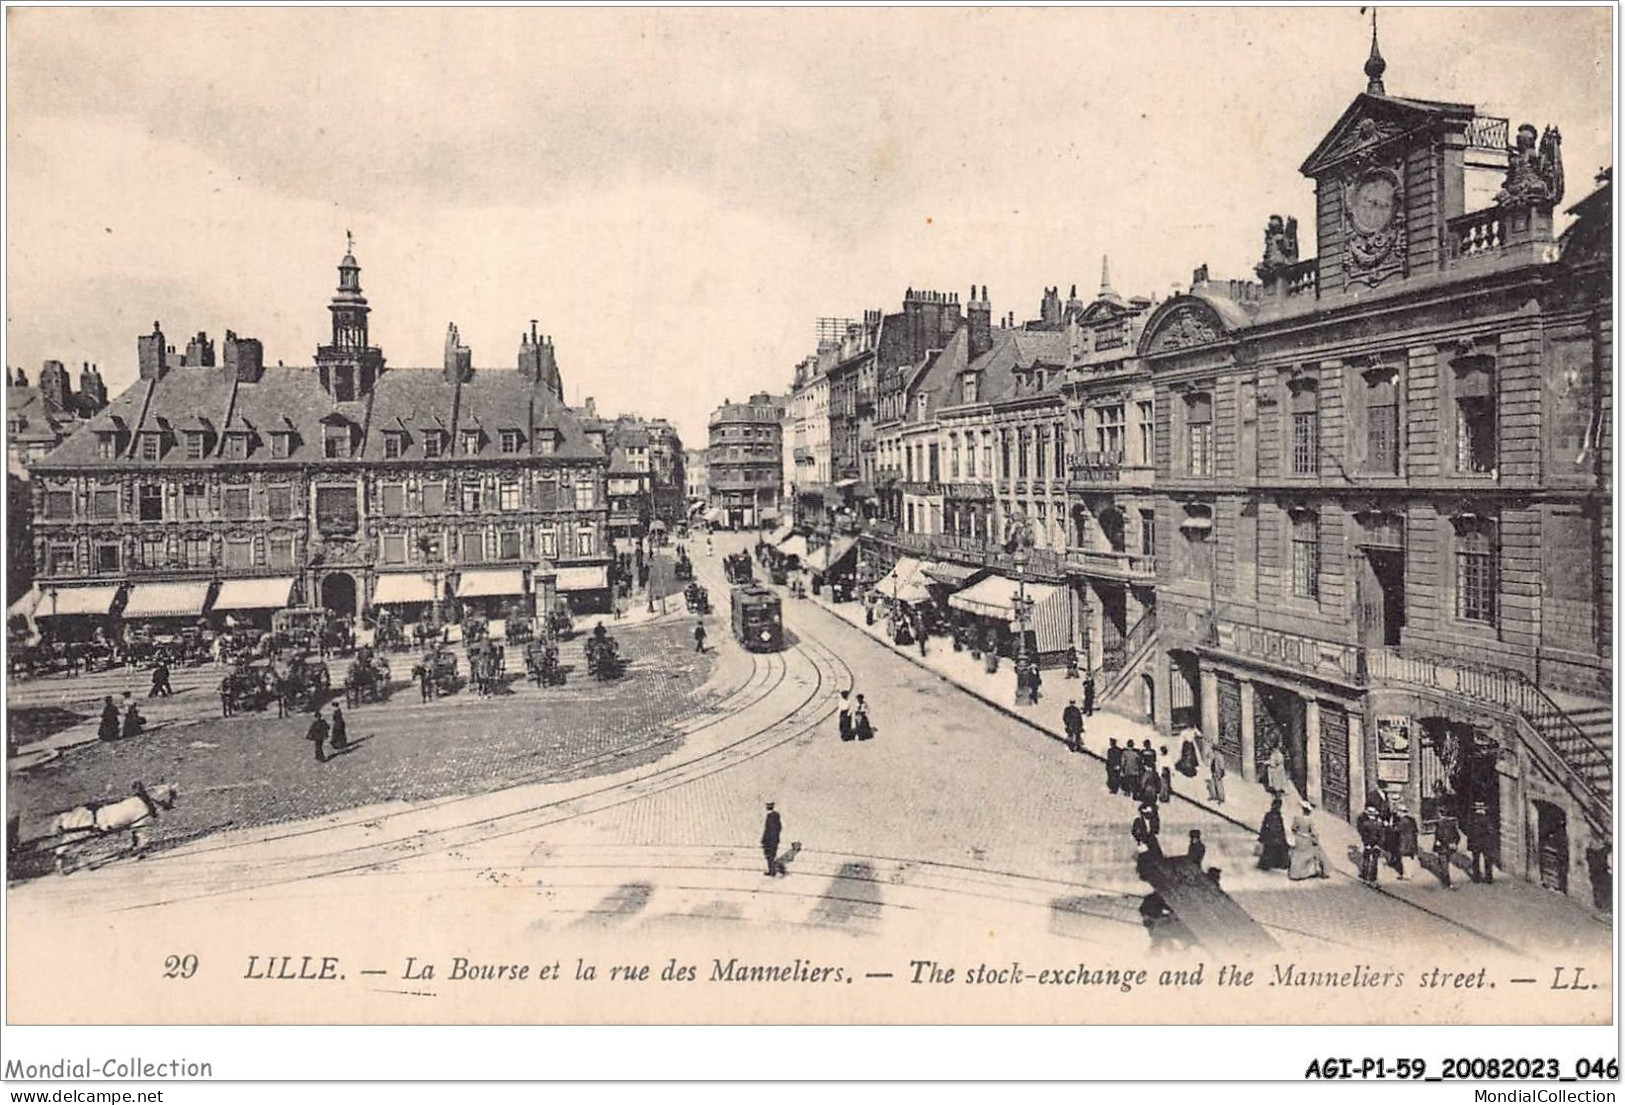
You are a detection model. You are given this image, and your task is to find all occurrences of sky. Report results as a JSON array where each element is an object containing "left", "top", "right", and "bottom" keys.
[{"left": 5, "top": 6, "right": 1613, "bottom": 445}]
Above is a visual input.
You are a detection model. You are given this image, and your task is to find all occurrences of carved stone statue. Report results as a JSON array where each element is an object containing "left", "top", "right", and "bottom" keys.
[
  {"left": 1001, "top": 512, "right": 1034, "bottom": 555},
  {"left": 1495, "top": 124, "right": 1564, "bottom": 208},
  {"left": 1254, "top": 214, "right": 1300, "bottom": 280}
]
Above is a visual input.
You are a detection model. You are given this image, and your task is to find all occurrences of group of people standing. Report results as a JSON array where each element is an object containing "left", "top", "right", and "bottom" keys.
[
  {"left": 836, "top": 690, "right": 874, "bottom": 742},
  {"left": 1355, "top": 791, "right": 1493, "bottom": 890},
  {"left": 303, "top": 705, "right": 349, "bottom": 764},
  {"left": 1256, "top": 795, "right": 1330, "bottom": 880},
  {"left": 97, "top": 694, "right": 146, "bottom": 742}
]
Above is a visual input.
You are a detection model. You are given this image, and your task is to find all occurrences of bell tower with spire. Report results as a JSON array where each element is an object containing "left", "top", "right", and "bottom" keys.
[{"left": 315, "top": 233, "right": 386, "bottom": 401}]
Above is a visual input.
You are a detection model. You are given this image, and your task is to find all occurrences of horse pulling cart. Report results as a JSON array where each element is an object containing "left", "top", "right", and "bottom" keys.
[
  {"left": 344, "top": 646, "right": 393, "bottom": 706},
  {"left": 467, "top": 638, "right": 508, "bottom": 695},
  {"left": 524, "top": 638, "right": 566, "bottom": 686},
  {"left": 36, "top": 782, "right": 178, "bottom": 875},
  {"left": 274, "top": 651, "right": 332, "bottom": 712},
  {"left": 220, "top": 661, "right": 280, "bottom": 716},
  {"left": 584, "top": 627, "right": 624, "bottom": 682},
  {"left": 414, "top": 647, "right": 461, "bottom": 697},
  {"left": 684, "top": 581, "right": 711, "bottom": 614}
]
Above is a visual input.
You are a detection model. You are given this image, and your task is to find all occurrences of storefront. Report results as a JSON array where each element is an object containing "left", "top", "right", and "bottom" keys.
[
  {"left": 554, "top": 563, "right": 611, "bottom": 614},
  {"left": 947, "top": 574, "right": 1072, "bottom": 664},
  {"left": 32, "top": 583, "right": 122, "bottom": 641},
  {"left": 370, "top": 571, "right": 443, "bottom": 626},
  {"left": 455, "top": 566, "right": 531, "bottom": 627}
]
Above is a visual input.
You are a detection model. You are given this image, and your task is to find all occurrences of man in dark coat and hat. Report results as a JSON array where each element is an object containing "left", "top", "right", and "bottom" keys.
[
  {"left": 1061, "top": 699, "right": 1084, "bottom": 754},
  {"left": 761, "top": 802, "right": 783, "bottom": 877},
  {"left": 1105, "top": 737, "right": 1123, "bottom": 794},
  {"left": 1466, "top": 803, "right": 1495, "bottom": 884},
  {"left": 1356, "top": 803, "right": 1385, "bottom": 884},
  {"left": 1082, "top": 669, "right": 1097, "bottom": 716},
  {"left": 1120, "top": 741, "right": 1142, "bottom": 800},
  {"left": 1433, "top": 811, "right": 1462, "bottom": 889},
  {"left": 305, "top": 708, "right": 330, "bottom": 764},
  {"left": 1257, "top": 796, "right": 1291, "bottom": 872}
]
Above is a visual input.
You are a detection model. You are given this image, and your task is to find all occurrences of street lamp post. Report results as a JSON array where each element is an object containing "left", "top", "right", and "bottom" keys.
[{"left": 1005, "top": 513, "right": 1036, "bottom": 706}]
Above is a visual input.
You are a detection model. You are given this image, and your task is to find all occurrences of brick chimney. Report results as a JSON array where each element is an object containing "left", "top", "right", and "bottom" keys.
[
  {"left": 967, "top": 284, "right": 992, "bottom": 360},
  {"left": 138, "top": 321, "right": 167, "bottom": 381},
  {"left": 223, "top": 330, "right": 265, "bottom": 383},
  {"left": 443, "top": 322, "right": 472, "bottom": 384}
]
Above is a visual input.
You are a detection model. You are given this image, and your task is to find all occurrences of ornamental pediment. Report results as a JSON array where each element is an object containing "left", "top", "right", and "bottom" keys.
[{"left": 1299, "top": 92, "right": 1471, "bottom": 178}]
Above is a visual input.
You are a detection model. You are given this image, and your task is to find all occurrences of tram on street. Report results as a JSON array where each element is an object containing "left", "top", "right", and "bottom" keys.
[{"left": 730, "top": 585, "right": 784, "bottom": 653}]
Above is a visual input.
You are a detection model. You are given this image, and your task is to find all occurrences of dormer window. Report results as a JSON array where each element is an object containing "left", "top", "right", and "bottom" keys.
[
  {"left": 461, "top": 430, "right": 481, "bottom": 456},
  {"left": 140, "top": 433, "right": 162, "bottom": 461},
  {"left": 536, "top": 431, "right": 557, "bottom": 456},
  {"left": 916, "top": 394, "right": 927, "bottom": 420},
  {"left": 185, "top": 431, "right": 206, "bottom": 460},
  {"left": 423, "top": 432, "right": 443, "bottom": 459},
  {"left": 962, "top": 374, "right": 977, "bottom": 404},
  {"left": 586, "top": 430, "right": 606, "bottom": 453},
  {"left": 383, "top": 431, "right": 404, "bottom": 459},
  {"left": 500, "top": 429, "right": 523, "bottom": 455},
  {"left": 96, "top": 432, "right": 115, "bottom": 459},
  {"left": 323, "top": 424, "right": 350, "bottom": 459},
  {"left": 224, "top": 433, "right": 249, "bottom": 460},
  {"left": 271, "top": 431, "right": 293, "bottom": 459}
]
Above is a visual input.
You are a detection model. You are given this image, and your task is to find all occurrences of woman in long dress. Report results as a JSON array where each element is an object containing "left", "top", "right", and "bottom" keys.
[
  {"left": 1289, "top": 801, "right": 1330, "bottom": 880},
  {"left": 1265, "top": 745, "right": 1288, "bottom": 795},
  {"left": 1206, "top": 746, "right": 1227, "bottom": 804},
  {"left": 1257, "top": 796, "right": 1291, "bottom": 870}
]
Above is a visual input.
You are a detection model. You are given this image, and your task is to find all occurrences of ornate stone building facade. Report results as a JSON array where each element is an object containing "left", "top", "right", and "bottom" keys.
[
  {"left": 1139, "top": 46, "right": 1611, "bottom": 898},
  {"left": 24, "top": 247, "right": 614, "bottom": 631},
  {"left": 706, "top": 392, "right": 784, "bottom": 529}
]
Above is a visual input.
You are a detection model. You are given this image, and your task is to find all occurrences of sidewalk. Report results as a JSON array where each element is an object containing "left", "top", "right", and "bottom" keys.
[{"left": 800, "top": 585, "right": 1609, "bottom": 957}]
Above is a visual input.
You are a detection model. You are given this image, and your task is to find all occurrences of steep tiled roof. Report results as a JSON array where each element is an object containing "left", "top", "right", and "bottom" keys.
[{"left": 38, "top": 365, "right": 604, "bottom": 469}]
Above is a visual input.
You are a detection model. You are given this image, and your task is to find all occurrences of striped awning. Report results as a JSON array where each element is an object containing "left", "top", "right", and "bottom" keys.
[
  {"left": 457, "top": 568, "right": 527, "bottom": 598},
  {"left": 922, "top": 561, "right": 982, "bottom": 585},
  {"left": 8, "top": 586, "right": 43, "bottom": 620},
  {"left": 373, "top": 573, "right": 437, "bottom": 605},
  {"left": 948, "top": 574, "right": 1072, "bottom": 652},
  {"left": 123, "top": 581, "right": 211, "bottom": 619},
  {"left": 35, "top": 585, "right": 122, "bottom": 618},
  {"left": 213, "top": 577, "right": 297, "bottom": 611},
  {"left": 767, "top": 523, "right": 795, "bottom": 546},
  {"left": 555, "top": 565, "right": 609, "bottom": 592},
  {"left": 777, "top": 534, "right": 810, "bottom": 560},
  {"left": 875, "top": 557, "right": 930, "bottom": 604},
  {"left": 805, "top": 538, "right": 856, "bottom": 573}
]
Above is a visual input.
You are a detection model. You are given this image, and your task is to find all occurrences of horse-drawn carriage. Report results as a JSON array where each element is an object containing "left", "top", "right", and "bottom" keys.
[
  {"left": 220, "top": 660, "right": 280, "bottom": 716},
  {"left": 344, "top": 646, "right": 393, "bottom": 706},
  {"left": 414, "top": 646, "right": 461, "bottom": 697},
  {"left": 220, "top": 628, "right": 267, "bottom": 666},
  {"left": 174, "top": 625, "right": 215, "bottom": 666},
  {"left": 584, "top": 626, "right": 624, "bottom": 682},
  {"left": 273, "top": 650, "right": 332, "bottom": 711},
  {"left": 684, "top": 581, "right": 711, "bottom": 615},
  {"left": 467, "top": 638, "right": 507, "bottom": 695},
  {"left": 523, "top": 637, "right": 566, "bottom": 686},
  {"left": 724, "top": 552, "right": 754, "bottom": 584},
  {"left": 545, "top": 599, "right": 575, "bottom": 641},
  {"left": 504, "top": 614, "right": 536, "bottom": 645},
  {"left": 462, "top": 611, "right": 490, "bottom": 644},
  {"left": 371, "top": 608, "right": 406, "bottom": 652},
  {"left": 34, "top": 782, "right": 178, "bottom": 876},
  {"left": 271, "top": 607, "right": 353, "bottom": 656},
  {"left": 674, "top": 547, "right": 694, "bottom": 582}
]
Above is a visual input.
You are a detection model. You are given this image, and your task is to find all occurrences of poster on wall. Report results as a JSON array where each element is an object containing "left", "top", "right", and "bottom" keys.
[{"left": 1376, "top": 713, "right": 1412, "bottom": 756}]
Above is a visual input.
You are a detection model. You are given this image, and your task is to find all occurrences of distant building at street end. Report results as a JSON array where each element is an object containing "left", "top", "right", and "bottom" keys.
[{"left": 707, "top": 392, "right": 784, "bottom": 529}]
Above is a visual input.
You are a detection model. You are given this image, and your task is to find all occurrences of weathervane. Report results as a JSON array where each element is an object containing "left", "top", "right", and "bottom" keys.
[{"left": 346, "top": 229, "right": 355, "bottom": 255}]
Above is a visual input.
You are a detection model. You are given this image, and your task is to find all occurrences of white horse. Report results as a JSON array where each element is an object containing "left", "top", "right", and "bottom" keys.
[{"left": 51, "top": 782, "right": 177, "bottom": 872}]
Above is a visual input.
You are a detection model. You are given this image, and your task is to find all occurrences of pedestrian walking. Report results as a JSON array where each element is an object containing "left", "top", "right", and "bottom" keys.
[
  {"left": 694, "top": 620, "right": 707, "bottom": 653},
  {"left": 1356, "top": 803, "right": 1385, "bottom": 884},
  {"left": 1466, "top": 803, "right": 1495, "bottom": 884},
  {"left": 1158, "top": 765, "right": 1173, "bottom": 804},
  {"left": 761, "top": 802, "right": 782, "bottom": 877},
  {"left": 1206, "top": 745, "right": 1227, "bottom": 805},
  {"left": 1132, "top": 801, "right": 1162, "bottom": 862},
  {"left": 306, "top": 708, "right": 330, "bottom": 764},
  {"left": 1382, "top": 805, "right": 1407, "bottom": 880},
  {"left": 1289, "top": 801, "right": 1330, "bottom": 880},
  {"left": 1120, "top": 743, "right": 1142, "bottom": 799},
  {"left": 98, "top": 696, "right": 120, "bottom": 742},
  {"left": 1257, "top": 796, "right": 1291, "bottom": 871},
  {"left": 1433, "top": 812, "right": 1462, "bottom": 889},
  {"left": 1394, "top": 800, "right": 1420, "bottom": 872},
  {"left": 1082, "top": 670, "right": 1096, "bottom": 716},
  {"left": 838, "top": 689, "right": 854, "bottom": 742},
  {"left": 1106, "top": 738, "right": 1123, "bottom": 794},
  {"left": 1142, "top": 740, "right": 1157, "bottom": 771},
  {"left": 1030, "top": 664, "right": 1043, "bottom": 704},
  {"left": 1062, "top": 700, "right": 1084, "bottom": 754},
  {"left": 1065, "top": 646, "right": 1079, "bottom": 680},
  {"left": 1186, "top": 829, "right": 1206, "bottom": 869},
  {"left": 1139, "top": 759, "right": 1159, "bottom": 806},
  {"left": 149, "top": 661, "right": 172, "bottom": 698},
  {"left": 854, "top": 694, "right": 874, "bottom": 741},
  {"left": 416, "top": 663, "right": 433, "bottom": 702},
  {"left": 329, "top": 705, "right": 348, "bottom": 752}
]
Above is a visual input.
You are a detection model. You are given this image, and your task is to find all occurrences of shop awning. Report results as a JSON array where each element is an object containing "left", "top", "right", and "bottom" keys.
[
  {"left": 373, "top": 573, "right": 438, "bottom": 605},
  {"left": 922, "top": 561, "right": 983, "bottom": 585},
  {"left": 767, "top": 523, "right": 795, "bottom": 546},
  {"left": 874, "top": 557, "right": 931, "bottom": 603},
  {"left": 777, "top": 534, "right": 810, "bottom": 560},
  {"left": 213, "top": 576, "right": 297, "bottom": 611},
  {"left": 123, "top": 581, "right": 211, "bottom": 619},
  {"left": 704, "top": 508, "right": 724, "bottom": 523},
  {"left": 555, "top": 565, "right": 609, "bottom": 592},
  {"left": 805, "top": 538, "right": 856, "bottom": 573},
  {"left": 948, "top": 574, "right": 1072, "bottom": 652},
  {"left": 36, "top": 584, "right": 122, "bottom": 618},
  {"left": 457, "top": 568, "right": 527, "bottom": 599}
]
